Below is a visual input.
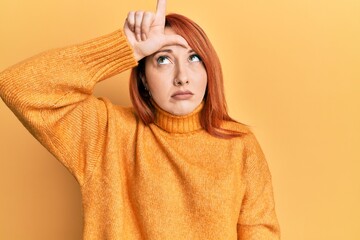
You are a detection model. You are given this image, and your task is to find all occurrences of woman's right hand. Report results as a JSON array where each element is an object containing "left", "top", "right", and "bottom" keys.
[{"left": 124, "top": 0, "right": 187, "bottom": 61}]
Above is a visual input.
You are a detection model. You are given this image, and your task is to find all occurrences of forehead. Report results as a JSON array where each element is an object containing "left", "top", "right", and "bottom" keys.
[
  {"left": 164, "top": 27, "right": 177, "bottom": 35},
  {"left": 155, "top": 27, "right": 191, "bottom": 53}
]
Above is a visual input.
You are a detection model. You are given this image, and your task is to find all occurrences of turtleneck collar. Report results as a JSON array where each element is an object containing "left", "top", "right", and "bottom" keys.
[{"left": 152, "top": 101, "right": 204, "bottom": 134}]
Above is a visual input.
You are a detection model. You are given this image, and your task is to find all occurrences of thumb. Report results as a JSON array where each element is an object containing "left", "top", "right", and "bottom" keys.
[{"left": 133, "top": 34, "right": 189, "bottom": 61}]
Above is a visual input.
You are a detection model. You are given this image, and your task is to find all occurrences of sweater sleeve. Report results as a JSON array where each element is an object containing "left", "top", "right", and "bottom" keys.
[
  {"left": 237, "top": 133, "right": 281, "bottom": 239},
  {"left": 0, "top": 30, "right": 138, "bottom": 185}
]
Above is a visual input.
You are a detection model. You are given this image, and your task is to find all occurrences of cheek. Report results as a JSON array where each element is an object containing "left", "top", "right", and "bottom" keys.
[
  {"left": 145, "top": 68, "right": 161, "bottom": 91},
  {"left": 196, "top": 70, "right": 208, "bottom": 93},
  {"left": 146, "top": 74, "right": 172, "bottom": 100},
  {"left": 145, "top": 65, "right": 175, "bottom": 93}
]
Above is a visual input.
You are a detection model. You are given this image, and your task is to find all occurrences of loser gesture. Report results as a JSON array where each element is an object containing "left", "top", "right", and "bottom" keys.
[{"left": 124, "top": 0, "right": 187, "bottom": 61}]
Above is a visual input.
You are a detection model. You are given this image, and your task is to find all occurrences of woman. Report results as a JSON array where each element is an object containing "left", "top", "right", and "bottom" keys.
[{"left": 0, "top": 0, "right": 280, "bottom": 239}]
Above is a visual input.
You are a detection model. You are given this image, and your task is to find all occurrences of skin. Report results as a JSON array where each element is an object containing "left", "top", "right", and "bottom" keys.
[
  {"left": 123, "top": 0, "right": 187, "bottom": 61},
  {"left": 124, "top": 0, "right": 207, "bottom": 115},
  {"left": 144, "top": 28, "right": 207, "bottom": 115}
]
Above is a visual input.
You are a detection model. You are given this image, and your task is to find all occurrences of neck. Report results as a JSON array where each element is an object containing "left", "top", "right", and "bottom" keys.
[{"left": 152, "top": 102, "right": 204, "bottom": 133}]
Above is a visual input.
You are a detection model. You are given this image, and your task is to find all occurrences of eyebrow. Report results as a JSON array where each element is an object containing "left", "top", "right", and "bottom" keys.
[{"left": 153, "top": 49, "right": 195, "bottom": 55}]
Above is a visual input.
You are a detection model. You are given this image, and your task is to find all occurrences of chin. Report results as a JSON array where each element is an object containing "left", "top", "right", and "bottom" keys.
[
  {"left": 171, "top": 107, "right": 193, "bottom": 116},
  {"left": 172, "top": 111, "right": 189, "bottom": 116},
  {"left": 161, "top": 101, "right": 199, "bottom": 116}
]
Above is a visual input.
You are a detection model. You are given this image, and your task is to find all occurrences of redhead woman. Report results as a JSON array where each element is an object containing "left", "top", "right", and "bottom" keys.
[{"left": 0, "top": 0, "right": 280, "bottom": 239}]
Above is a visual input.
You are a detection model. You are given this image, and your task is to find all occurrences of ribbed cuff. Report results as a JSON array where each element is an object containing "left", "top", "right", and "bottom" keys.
[{"left": 77, "top": 30, "right": 138, "bottom": 81}]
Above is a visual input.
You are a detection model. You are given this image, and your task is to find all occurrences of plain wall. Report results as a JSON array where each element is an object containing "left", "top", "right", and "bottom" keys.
[{"left": 1, "top": 0, "right": 359, "bottom": 239}]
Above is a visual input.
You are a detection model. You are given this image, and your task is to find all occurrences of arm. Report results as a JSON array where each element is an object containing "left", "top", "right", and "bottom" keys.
[
  {"left": 237, "top": 133, "right": 281, "bottom": 239},
  {"left": 0, "top": 0, "right": 187, "bottom": 186},
  {"left": 0, "top": 30, "right": 138, "bottom": 185}
]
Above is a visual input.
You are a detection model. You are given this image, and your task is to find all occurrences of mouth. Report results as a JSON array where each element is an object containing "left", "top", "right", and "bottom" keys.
[{"left": 171, "top": 90, "right": 194, "bottom": 100}]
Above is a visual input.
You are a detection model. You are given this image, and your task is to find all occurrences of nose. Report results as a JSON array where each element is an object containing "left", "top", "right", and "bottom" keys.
[{"left": 173, "top": 63, "right": 189, "bottom": 86}]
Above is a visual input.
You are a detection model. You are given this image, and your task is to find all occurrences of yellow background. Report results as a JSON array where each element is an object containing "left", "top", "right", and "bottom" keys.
[{"left": 1, "top": 0, "right": 359, "bottom": 239}]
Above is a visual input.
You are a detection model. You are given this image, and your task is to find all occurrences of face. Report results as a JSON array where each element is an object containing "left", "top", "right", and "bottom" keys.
[{"left": 144, "top": 28, "right": 207, "bottom": 116}]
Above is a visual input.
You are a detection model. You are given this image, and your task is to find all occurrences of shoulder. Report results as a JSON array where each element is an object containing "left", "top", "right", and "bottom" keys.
[
  {"left": 113, "top": 104, "right": 139, "bottom": 122},
  {"left": 220, "top": 121, "right": 271, "bottom": 176},
  {"left": 99, "top": 99, "right": 141, "bottom": 127},
  {"left": 220, "top": 120, "right": 252, "bottom": 136},
  {"left": 221, "top": 120, "right": 263, "bottom": 152}
]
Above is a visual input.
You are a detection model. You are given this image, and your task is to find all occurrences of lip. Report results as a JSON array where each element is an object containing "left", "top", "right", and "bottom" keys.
[{"left": 171, "top": 90, "right": 194, "bottom": 100}]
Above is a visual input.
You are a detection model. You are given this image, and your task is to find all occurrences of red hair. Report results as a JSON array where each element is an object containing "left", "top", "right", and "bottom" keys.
[{"left": 129, "top": 13, "right": 243, "bottom": 138}]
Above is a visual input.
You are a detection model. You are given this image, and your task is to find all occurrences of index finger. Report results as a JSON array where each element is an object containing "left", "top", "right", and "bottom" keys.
[{"left": 155, "top": 0, "right": 166, "bottom": 19}]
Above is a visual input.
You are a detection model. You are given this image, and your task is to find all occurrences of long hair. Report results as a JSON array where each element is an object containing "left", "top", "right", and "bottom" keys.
[{"left": 129, "top": 13, "right": 243, "bottom": 138}]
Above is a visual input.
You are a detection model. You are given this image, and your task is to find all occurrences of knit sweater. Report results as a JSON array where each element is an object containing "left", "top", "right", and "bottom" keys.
[{"left": 0, "top": 30, "right": 280, "bottom": 239}]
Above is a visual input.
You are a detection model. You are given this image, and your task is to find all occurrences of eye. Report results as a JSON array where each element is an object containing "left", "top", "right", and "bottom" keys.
[
  {"left": 157, "top": 56, "right": 171, "bottom": 65},
  {"left": 189, "top": 54, "right": 202, "bottom": 62}
]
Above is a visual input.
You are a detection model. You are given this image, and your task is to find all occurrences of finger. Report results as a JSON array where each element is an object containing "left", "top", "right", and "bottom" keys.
[
  {"left": 155, "top": 0, "right": 166, "bottom": 22},
  {"left": 134, "top": 11, "right": 144, "bottom": 41},
  {"left": 141, "top": 12, "right": 154, "bottom": 41},
  {"left": 126, "top": 11, "right": 135, "bottom": 32}
]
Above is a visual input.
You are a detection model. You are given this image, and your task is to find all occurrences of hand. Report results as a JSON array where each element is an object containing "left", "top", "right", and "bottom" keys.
[{"left": 124, "top": 0, "right": 188, "bottom": 61}]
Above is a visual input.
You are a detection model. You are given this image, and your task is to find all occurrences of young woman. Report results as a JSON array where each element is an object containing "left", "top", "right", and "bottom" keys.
[{"left": 0, "top": 0, "right": 280, "bottom": 239}]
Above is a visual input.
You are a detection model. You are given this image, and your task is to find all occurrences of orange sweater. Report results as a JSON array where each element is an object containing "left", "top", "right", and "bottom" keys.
[{"left": 0, "top": 30, "right": 280, "bottom": 239}]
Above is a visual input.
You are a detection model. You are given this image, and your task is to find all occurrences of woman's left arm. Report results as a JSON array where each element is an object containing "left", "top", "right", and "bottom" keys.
[{"left": 237, "top": 133, "right": 281, "bottom": 239}]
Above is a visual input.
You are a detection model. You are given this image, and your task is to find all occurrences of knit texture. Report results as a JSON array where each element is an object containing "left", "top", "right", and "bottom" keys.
[{"left": 0, "top": 30, "right": 280, "bottom": 239}]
